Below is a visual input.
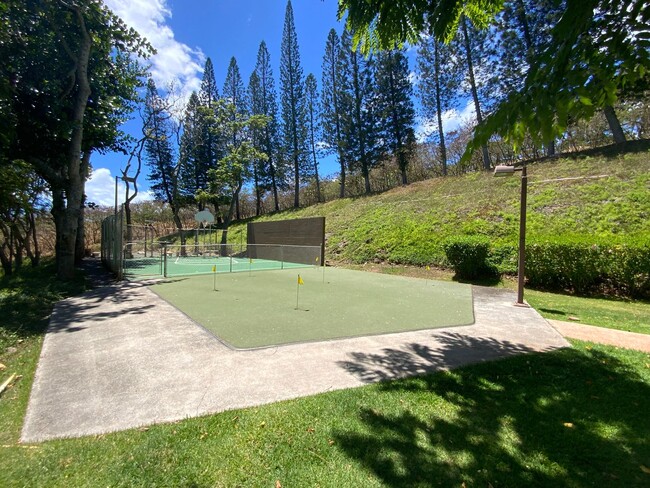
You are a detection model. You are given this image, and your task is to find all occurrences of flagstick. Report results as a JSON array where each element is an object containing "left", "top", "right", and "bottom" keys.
[
  {"left": 213, "top": 265, "right": 217, "bottom": 291},
  {"left": 296, "top": 277, "right": 300, "bottom": 310}
]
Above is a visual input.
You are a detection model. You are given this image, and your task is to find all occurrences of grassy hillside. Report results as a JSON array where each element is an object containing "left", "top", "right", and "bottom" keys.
[{"left": 230, "top": 143, "right": 650, "bottom": 270}]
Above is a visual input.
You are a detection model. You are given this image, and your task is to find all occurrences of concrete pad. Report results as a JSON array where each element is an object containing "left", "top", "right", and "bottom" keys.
[{"left": 21, "top": 281, "right": 569, "bottom": 442}]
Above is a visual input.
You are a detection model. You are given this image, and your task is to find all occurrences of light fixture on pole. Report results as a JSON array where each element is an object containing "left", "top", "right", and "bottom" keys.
[{"left": 494, "top": 163, "right": 529, "bottom": 307}]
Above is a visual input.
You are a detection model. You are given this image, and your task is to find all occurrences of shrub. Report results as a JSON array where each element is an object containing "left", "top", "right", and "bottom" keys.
[
  {"left": 526, "top": 237, "right": 650, "bottom": 298},
  {"left": 443, "top": 236, "right": 496, "bottom": 280}
]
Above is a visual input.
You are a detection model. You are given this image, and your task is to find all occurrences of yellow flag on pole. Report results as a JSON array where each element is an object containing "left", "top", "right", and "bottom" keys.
[
  {"left": 212, "top": 265, "right": 216, "bottom": 273},
  {"left": 297, "top": 274, "right": 304, "bottom": 285}
]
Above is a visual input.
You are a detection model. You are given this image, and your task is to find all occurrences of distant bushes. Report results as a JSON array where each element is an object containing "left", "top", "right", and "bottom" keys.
[{"left": 442, "top": 235, "right": 650, "bottom": 298}]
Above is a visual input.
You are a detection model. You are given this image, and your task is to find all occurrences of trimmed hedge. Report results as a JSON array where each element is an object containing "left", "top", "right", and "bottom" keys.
[
  {"left": 441, "top": 236, "right": 650, "bottom": 298},
  {"left": 442, "top": 236, "right": 497, "bottom": 280},
  {"left": 526, "top": 238, "right": 650, "bottom": 298}
]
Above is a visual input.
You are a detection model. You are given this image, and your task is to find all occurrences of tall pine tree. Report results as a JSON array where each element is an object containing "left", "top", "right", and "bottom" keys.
[
  {"left": 417, "top": 34, "right": 461, "bottom": 176},
  {"left": 304, "top": 73, "right": 322, "bottom": 203},
  {"left": 459, "top": 16, "right": 492, "bottom": 170},
  {"left": 321, "top": 28, "right": 350, "bottom": 197},
  {"left": 193, "top": 57, "right": 222, "bottom": 214},
  {"left": 280, "top": 0, "right": 308, "bottom": 208},
  {"left": 143, "top": 78, "right": 184, "bottom": 242},
  {"left": 247, "top": 70, "right": 265, "bottom": 215},
  {"left": 342, "top": 29, "right": 377, "bottom": 193},
  {"left": 254, "top": 41, "right": 282, "bottom": 211},
  {"left": 179, "top": 91, "right": 205, "bottom": 206},
  {"left": 374, "top": 48, "right": 416, "bottom": 185},
  {"left": 223, "top": 57, "right": 247, "bottom": 219}
]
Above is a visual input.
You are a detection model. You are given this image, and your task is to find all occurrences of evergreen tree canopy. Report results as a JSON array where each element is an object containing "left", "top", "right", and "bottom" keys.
[
  {"left": 342, "top": 29, "right": 378, "bottom": 193},
  {"left": 321, "top": 28, "right": 351, "bottom": 197},
  {"left": 280, "top": 0, "right": 308, "bottom": 207},
  {"left": 374, "top": 48, "right": 416, "bottom": 185},
  {"left": 254, "top": 40, "right": 283, "bottom": 210}
]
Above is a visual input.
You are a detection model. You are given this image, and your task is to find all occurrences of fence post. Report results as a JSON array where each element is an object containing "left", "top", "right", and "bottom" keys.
[{"left": 162, "top": 243, "right": 168, "bottom": 277}]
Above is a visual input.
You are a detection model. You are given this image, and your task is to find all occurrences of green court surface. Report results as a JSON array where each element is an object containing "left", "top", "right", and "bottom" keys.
[
  {"left": 149, "top": 267, "right": 474, "bottom": 349},
  {"left": 124, "top": 255, "right": 311, "bottom": 279}
]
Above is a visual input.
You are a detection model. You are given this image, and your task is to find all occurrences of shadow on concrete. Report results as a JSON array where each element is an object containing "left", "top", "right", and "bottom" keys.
[
  {"left": 47, "top": 285, "right": 157, "bottom": 334},
  {"left": 338, "top": 332, "right": 540, "bottom": 384},
  {"left": 334, "top": 345, "right": 650, "bottom": 486},
  {"left": 45, "top": 259, "right": 159, "bottom": 334}
]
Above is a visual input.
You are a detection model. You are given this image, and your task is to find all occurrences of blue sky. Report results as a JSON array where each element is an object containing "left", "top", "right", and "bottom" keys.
[{"left": 89, "top": 0, "right": 473, "bottom": 206}]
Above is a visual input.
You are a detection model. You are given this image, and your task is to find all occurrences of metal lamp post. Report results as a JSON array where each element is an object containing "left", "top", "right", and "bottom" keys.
[{"left": 494, "top": 163, "right": 529, "bottom": 307}]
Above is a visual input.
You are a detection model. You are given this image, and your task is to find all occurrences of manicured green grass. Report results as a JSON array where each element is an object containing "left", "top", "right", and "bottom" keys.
[
  {"left": 2, "top": 338, "right": 649, "bottom": 487},
  {"left": 524, "top": 290, "right": 650, "bottom": 335}
]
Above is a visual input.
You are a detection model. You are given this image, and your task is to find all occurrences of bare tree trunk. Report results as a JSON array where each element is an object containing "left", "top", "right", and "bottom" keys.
[
  {"left": 603, "top": 105, "right": 626, "bottom": 143},
  {"left": 56, "top": 7, "right": 92, "bottom": 280},
  {"left": 75, "top": 152, "right": 91, "bottom": 264},
  {"left": 29, "top": 212, "right": 40, "bottom": 266},
  {"left": 461, "top": 17, "right": 491, "bottom": 170},
  {"left": 434, "top": 40, "right": 447, "bottom": 176}
]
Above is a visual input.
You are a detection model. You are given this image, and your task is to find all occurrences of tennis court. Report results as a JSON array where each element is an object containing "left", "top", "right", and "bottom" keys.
[
  {"left": 123, "top": 243, "right": 322, "bottom": 279},
  {"left": 149, "top": 266, "right": 475, "bottom": 349}
]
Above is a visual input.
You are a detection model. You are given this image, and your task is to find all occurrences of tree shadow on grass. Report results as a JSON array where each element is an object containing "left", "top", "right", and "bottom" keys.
[{"left": 335, "top": 337, "right": 650, "bottom": 487}]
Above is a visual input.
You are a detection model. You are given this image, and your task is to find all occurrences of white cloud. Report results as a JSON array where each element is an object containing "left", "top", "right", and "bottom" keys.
[
  {"left": 86, "top": 168, "right": 154, "bottom": 207},
  {"left": 415, "top": 101, "right": 477, "bottom": 142},
  {"left": 104, "top": 0, "right": 204, "bottom": 99}
]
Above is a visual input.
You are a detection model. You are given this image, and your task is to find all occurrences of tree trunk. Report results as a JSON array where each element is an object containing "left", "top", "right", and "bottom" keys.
[
  {"left": 293, "top": 150, "right": 300, "bottom": 208},
  {"left": 0, "top": 242, "right": 11, "bottom": 276},
  {"left": 29, "top": 212, "right": 40, "bottom": 266},
  {"left": 362, "top": 162, "right": 371, "bottom": 194},
  {"left": 254, "top": 164, "right": 261, "bottom": 216},
  {"left": 434, "top": 40, "right": 448, "bottom": 176},
  {"left": 462, "top": 17, "right": 491, "bottom": 170},
  {"left": 545, "top": 140, "right": 556, "bottom": 156},
  {"left": 270, "top": 160, "right": 280, "bottom": 212},
  {"left": 56, "top": 7, "right": 92, "bottom": 280},
  {"left": 220, "top": 182, "right": 243, "bottom": 246},
  {"left": 124, "top": 200, "right": 133, "bottom": 259},
  {"left": 603, "top": 105, "right": 626, "bottom": 143},
  {"left": 235, "top": 187, "right": 241, "bottom": 220},
  {"left": 400, "top": 153, "right": 408, "bottom": 185}
]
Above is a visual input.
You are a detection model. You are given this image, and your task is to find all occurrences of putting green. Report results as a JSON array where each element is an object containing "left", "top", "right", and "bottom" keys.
[{"left": 149, "top": 267, "right": 474, "bottom": 349}]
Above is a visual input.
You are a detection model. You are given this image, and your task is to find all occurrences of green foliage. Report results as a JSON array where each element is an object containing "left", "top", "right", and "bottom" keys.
[
  {"left": 339, "top": 0, "right": 501, "bottom": 52},
  {"left": 280, "top": 0, "right": 309, "bottom": 207},
  {"left": 526, "top": 237, "right": 650, "bottom": 298},
  {"left": 443, "top": 235, "right": 496, "bottom": 279}
]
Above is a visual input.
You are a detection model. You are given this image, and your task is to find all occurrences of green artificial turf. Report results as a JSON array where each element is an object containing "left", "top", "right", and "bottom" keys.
[{"left": 149, "top": 267, "right": 474, "bottom": 349}]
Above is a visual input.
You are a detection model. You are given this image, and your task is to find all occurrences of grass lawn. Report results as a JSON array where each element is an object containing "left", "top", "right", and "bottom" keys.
[
  {"left": 2, "top": 262, "right": 650, "bottom": 486},
  {"left": 524, "top": 289, "right": 650, "bottom": 335}
]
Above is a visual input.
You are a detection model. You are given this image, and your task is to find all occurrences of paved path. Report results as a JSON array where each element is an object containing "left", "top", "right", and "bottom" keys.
[
  {"left": 21, "top": 276, "right": 568, "bottom": 443},
  {"left": 550, "top": 319, "right": 650, "bottom": 353}
]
